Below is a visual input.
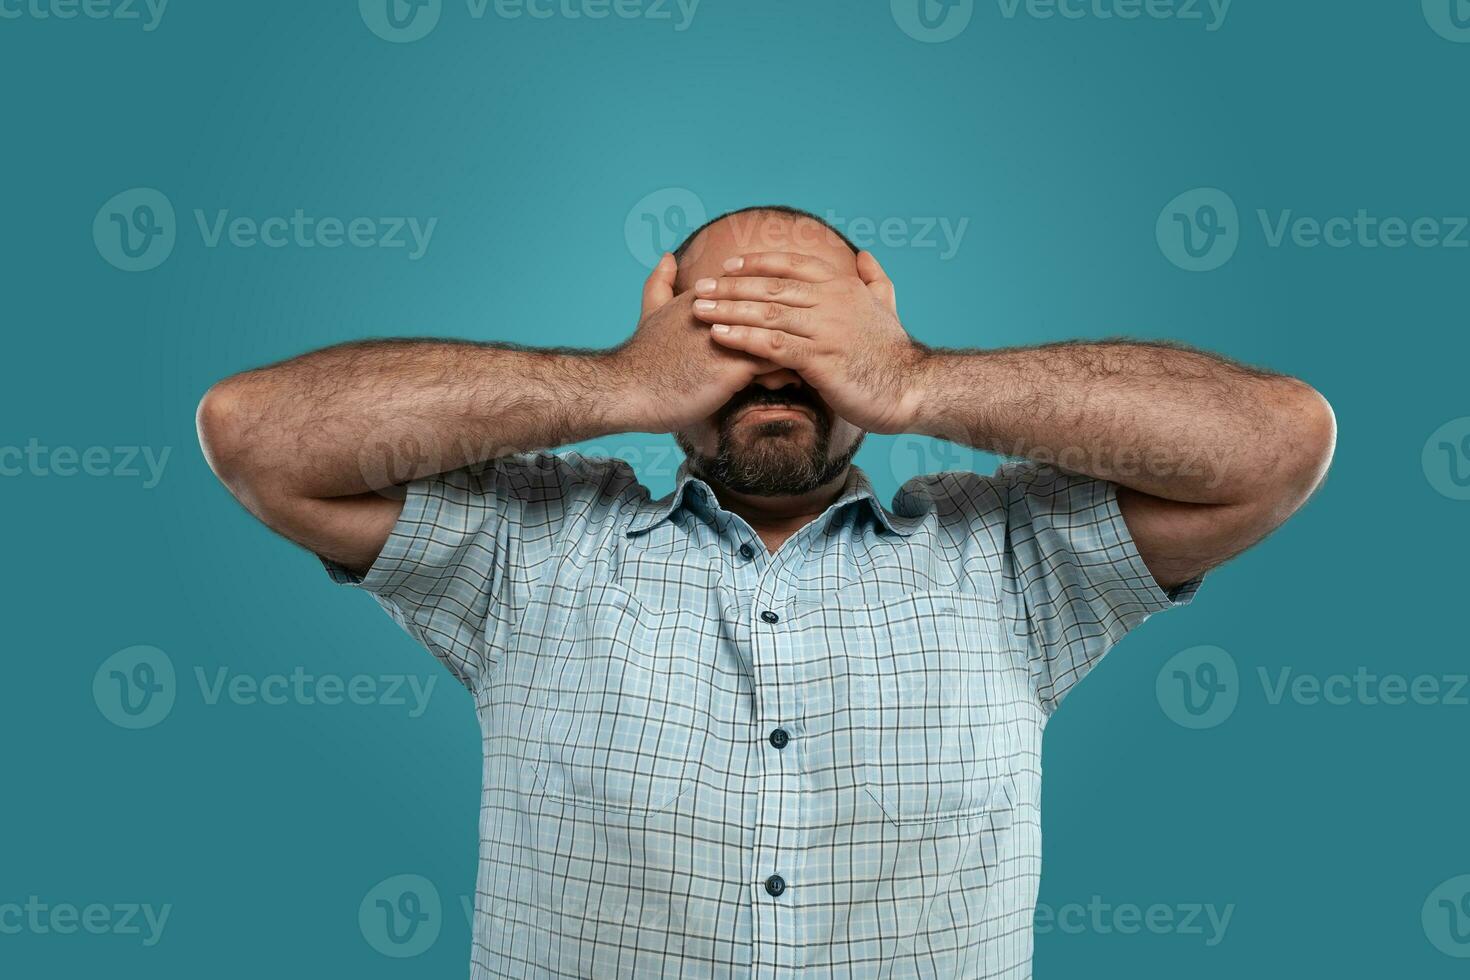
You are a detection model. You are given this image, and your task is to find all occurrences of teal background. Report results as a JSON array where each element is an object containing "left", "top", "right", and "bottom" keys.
[{"left": 3, "top": 1, "right": 1468, "bottom": 976}]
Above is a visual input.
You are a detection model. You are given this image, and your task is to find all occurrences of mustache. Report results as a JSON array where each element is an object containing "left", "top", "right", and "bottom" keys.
[{"left": 719, "top": 388, "right": 826, "bottom": 424}]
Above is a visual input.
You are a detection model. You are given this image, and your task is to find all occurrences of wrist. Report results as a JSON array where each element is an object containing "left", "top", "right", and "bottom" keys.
[
  {"left": 906, "top": 348, "right": 986, "bottom": 447},
  {"left": 904, "top": 346, "right": 948, "bottom": 437},
  {"left": 588, "top": 347, "right": 656, "bottom": 434}
]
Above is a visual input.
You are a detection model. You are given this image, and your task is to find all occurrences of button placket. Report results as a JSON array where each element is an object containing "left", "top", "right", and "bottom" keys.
[{"left": 748, "top": 553, "right": 803, "bottom": 972}]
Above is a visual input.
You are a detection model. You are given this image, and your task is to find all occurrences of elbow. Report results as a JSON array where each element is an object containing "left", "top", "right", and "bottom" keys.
[
  {"left": 1280, "top": 381, "right": 1337, "bottom": 502},
  {"left": 196, "top": 379, "right": 250, "bottom": 486}
]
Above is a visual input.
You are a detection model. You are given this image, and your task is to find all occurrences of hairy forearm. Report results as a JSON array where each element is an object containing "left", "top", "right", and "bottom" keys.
[
  {"left": 912, "top": 339, "right": 1335, "bottom": 505},
  {"left": 198, "top": 339, "right": 634, "bottom": 501}
]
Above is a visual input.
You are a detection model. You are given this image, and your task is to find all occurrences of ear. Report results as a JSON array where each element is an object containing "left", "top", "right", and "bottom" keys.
[
  {"left": 641, "top": 252, "right": 677, "bottom": 318},
  {"left": 857, "top": 250, "right": 898, "bottom": 315}
]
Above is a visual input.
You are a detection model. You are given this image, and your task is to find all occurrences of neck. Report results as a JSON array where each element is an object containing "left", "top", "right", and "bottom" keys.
[{"left": 705, "top": 468, "right": 851, "bottom": 554}]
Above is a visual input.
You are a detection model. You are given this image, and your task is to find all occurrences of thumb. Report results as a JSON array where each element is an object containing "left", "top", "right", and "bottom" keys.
[
  {"left": 641, "top": 252, "right": 677, "bottom": 317},
  {"left": 857, "top": 250, "right": 898, "bottom": 315}
]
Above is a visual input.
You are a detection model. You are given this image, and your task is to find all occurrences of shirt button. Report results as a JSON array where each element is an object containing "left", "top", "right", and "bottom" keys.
[
  {"left": 764, "top": 874, "right": 786, "bottom": 897},
  {"left": 768, "top": 728, "right": 789, "bottom": 749},
  {"left": 738, "top": 543, "right": 754, "bottom": 560},
  {"left": 760, "top": 610, "right": 779, "bottom": 624}
]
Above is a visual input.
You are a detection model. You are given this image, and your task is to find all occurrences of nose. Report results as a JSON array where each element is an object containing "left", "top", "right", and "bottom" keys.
[{"left": 753, "top": 369, "right": 803, "bottom": 390}]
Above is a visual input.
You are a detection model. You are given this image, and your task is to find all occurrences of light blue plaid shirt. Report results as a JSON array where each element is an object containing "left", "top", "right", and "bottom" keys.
[{"left": 325, "top": 450, "right": 1201, "bottom": 978}]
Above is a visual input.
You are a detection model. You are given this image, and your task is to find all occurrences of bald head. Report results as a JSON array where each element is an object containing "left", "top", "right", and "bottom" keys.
[{"left": 673, "top": 206, "right": 859, "bottom": 294}]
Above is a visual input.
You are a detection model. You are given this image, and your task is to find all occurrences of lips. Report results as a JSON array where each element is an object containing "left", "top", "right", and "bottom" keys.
[{"left": 733, "top": 403, "right": 816, "bottom": 423}]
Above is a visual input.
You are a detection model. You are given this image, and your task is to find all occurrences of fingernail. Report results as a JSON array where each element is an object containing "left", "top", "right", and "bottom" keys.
[
  {"left": 711, "top": 324, "right": 730, "bottom": 334},
  {"left": 695, "top": 278, "right": 717, "bottom": 294},
  {"left": 723, "top": 257, "right": 744, "bottom": 272},
  {"left": 694, "top": 299, "right": 717, "bottom": 312}
]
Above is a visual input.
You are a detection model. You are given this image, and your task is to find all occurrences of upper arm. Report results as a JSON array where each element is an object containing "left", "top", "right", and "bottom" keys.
[
  {"left": 249, "top": 490, "right": 407, "bottom": 579},
  {"left": 1115, "top": 438, "right": 1329, "bottom": 592},
  {"left": 997, "top": 462, "right": 1203, "bottom": 713},
  {"left": 1114, "top": 488, "right": 1272, "bottom": 592}
]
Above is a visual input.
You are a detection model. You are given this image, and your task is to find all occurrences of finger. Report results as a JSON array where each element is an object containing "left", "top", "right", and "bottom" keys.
[
  {"left": 640, "top": 252, "right": 677, "bottom": 317},
  {"left": 691, "top": 298, "right": 813, "bottom": 335},
  {"left": 856, "top": 250, "right": 889, "bottom": 286},
  {"left": 692, "top": 275, "right": 818, "bottom": 307},
  {"left": 720, "top": 251, "right": 837, "bottom": 283},
  {"left": 707, "top": 323, "right": 811, "bottom": 370},
  {"left": 857, "top": 250, "right": 898, "bottom": 314}
]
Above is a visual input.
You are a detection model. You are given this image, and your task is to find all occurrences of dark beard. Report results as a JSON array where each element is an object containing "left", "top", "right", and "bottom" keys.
[{"left": 676, "top": 403, "right": 864, "bottom": 497}]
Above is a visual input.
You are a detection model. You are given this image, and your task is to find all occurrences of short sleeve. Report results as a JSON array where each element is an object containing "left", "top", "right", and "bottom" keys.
[
  {"left": 1000, "top": 460, "right": 1203, "bottom": 714},
  {"left": 319, "top": 451, "right": 640, "bottom": 692}
]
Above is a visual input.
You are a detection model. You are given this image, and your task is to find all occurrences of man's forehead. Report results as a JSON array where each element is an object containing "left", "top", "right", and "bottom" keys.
[{"left": 677, "top": 212, "right": 858, "bottom": 286}]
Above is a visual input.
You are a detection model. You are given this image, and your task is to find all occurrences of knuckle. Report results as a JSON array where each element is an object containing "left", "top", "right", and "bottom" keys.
[{"left": 762, "top": 302, "right": 785, "bottom": 324}]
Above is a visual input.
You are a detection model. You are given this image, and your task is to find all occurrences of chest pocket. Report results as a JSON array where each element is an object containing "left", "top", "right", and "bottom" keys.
[
  {"left": 529, "top": 581, "right": 712, "bottom": 814},
  {"left": 839, "top": 591, "right": 1023, "bottom": 826}
]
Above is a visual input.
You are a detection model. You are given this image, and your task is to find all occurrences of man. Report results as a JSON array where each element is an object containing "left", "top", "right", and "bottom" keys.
[{"left": 197, "top": 205, "right": 1334, "bottom": 978}]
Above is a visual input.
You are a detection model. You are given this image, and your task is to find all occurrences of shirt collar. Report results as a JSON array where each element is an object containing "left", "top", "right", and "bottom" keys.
[{"left": 625, "top": 457, "right": 916, "bottom": 538}]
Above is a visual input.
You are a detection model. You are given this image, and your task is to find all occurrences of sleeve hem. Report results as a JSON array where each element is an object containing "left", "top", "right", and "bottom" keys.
[
  {"left": 1098, "top": 477, "right": 1205, "bottom": 613},
  {"left": 317, "top": 481, "right": 436, "bottom": 595}
]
